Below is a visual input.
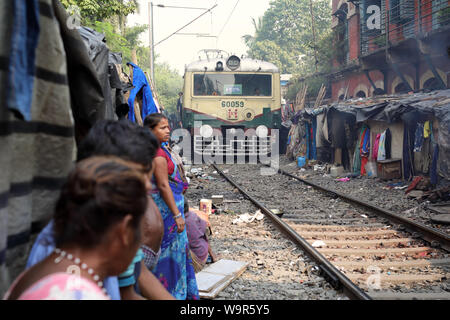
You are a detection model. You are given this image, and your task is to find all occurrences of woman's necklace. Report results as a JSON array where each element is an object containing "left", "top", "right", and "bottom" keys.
[{"left": 53, "top": 248, "right": 109, "bottom": 298}]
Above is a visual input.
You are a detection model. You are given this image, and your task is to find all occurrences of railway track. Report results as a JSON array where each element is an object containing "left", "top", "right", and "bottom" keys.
[{"left": 209, "top": 162, "right": 450, "bottom": 300}]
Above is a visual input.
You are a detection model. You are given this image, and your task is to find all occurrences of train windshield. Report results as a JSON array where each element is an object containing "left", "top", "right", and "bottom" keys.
[{"left": 193, "top": 74, "right": 272, "bottom": 97}]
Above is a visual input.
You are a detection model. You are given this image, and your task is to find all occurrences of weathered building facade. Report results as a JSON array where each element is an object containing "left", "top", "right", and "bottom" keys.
[{"left": 330, "top": 0, "right": 449, "bottom": 101}]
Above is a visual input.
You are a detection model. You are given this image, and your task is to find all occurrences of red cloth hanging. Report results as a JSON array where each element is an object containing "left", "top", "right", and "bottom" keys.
[{"left": 360, "top": 156, "right": 369, "bottom": 176}]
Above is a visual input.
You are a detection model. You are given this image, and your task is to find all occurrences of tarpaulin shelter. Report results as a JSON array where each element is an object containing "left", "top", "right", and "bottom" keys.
[{"left": 285, "top": 89, "right": 450, "bottom": 183}]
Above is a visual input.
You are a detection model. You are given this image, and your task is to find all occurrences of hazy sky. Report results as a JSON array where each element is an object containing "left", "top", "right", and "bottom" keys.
[{"left": 127, "top": 0, "right": 271, "bottom": 75}]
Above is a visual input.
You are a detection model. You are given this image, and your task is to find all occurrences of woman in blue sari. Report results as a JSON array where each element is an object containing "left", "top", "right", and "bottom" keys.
[{"left": 144, "top": 113, "right": 199, "bottom": 300}]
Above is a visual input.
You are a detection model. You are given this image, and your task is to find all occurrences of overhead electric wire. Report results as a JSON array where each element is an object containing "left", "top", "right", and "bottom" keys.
[
  {"left": 154, "top": 4, "right": 218, "bottom": 47},
  {"left": 217, "top": 0, "right": 241, "bottom": 39}
]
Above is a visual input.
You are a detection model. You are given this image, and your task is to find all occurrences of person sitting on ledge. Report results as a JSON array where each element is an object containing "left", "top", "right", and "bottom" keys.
[{"left": 183, "top": 199, "right": 218, "bottom": 272}]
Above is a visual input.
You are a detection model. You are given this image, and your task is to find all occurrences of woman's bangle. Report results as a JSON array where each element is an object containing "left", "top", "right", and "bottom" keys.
[{"left": 173, "top": 213, "right": 182, "bottom": 219}]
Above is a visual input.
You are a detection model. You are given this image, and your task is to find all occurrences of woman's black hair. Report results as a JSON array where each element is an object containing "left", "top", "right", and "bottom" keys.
[
  {"left": 77, "top": 119, "right": 159, "bottom": 170},
  {"left": 143, "top": 113, "right": 168, "bottom": 130},
  {"left": 54, "top": 156, "right": 148, "bottom": 248}
]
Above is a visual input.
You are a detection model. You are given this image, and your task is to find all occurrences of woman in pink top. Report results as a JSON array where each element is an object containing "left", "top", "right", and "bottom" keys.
[{"left": 4, "top": 156, "right": 149, "bottom": 300}]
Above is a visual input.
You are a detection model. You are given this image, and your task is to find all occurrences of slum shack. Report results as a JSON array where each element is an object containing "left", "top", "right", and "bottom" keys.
[{"left": 286, "top": 89, "right": 450, "bottom": 189}]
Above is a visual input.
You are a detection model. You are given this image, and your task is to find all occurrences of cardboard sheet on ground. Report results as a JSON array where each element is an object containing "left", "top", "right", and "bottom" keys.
[{"left": 196, "top": 259, "right": 249, "bottom": 299}]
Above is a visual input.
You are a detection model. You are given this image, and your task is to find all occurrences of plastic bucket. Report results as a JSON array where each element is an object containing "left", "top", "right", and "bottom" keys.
[{"left": 297, "top": 157, "right": 306, "bottom": 168}]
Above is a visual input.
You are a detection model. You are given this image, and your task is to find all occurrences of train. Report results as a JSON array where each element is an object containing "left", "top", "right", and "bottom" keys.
[{"left": 180, "top": 49, "right": 281, "bottom": 160}]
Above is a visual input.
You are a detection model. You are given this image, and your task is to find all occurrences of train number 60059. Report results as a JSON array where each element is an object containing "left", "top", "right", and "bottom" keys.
[{"left": 222, "top": 101, "right": 244, "bottom": 108}]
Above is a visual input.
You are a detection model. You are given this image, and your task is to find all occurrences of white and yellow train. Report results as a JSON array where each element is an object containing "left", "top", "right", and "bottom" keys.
[{"left": 181, "top": 50, "right": 281, "bottom": 157}]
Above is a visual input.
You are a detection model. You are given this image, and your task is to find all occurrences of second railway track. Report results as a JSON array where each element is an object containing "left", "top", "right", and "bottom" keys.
[{"left": 206, "top": 161, "right": 450, "bottom": 300}]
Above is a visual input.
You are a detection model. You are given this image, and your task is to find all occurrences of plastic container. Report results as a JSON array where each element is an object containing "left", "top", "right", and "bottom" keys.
[
  {"left": 365, "top": 162, "right": 377, "bottom": 177},
  {"left": 297, "top": 156, "right": 306, "bottom": 168},
  {"left": 330, "top": 166, "right": 344, "bottom": 177},
  {"left": 200, "top": 199, "right": 212, "bottom": 215}
]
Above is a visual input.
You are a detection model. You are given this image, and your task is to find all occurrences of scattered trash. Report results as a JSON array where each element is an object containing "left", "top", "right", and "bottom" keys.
[
  {"left": 402, "top": 206, "right": 419, "bottom": 215},
  {"left": 232, "top": 210, "right": 264, "bottom": 224},
  {"left": 335, "top": 177, "right": 350, "bottom": 182},
  {"left": 314, "top": 165, "right": 326, "bottom": 171},
  {"left": 407, "top": 190, "right": 424, "bottom": 199},
  {"left": 394, "top": 186, "right": 408, "bottom": 190},
  {"left": 211, "top": 195, "right": 224, "bottom": 205},
  {"left": 311, "top": 240, "right": 326, "bottom": 248},
  {"left": 223, "top": 199, "right": 241, "bottom": 203},
  {"left": 200, "top": 199, "right": 212, "bottom": 215},
  {"left": 330, "top": 166, "right": 344, "bottom": 178},
  {"left": 405, "top": 176, "right": 423, "bottom": 194},
  {"left": 361, "top": 214, "right": 368, "bottom": 218},
  {"left": 271, "top": 209, "right": 284, "bottom": 218}
]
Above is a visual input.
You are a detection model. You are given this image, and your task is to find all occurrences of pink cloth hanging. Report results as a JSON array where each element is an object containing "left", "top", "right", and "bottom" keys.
[{"left": 373, "top": 133, "right": 381, "bottom": 160}]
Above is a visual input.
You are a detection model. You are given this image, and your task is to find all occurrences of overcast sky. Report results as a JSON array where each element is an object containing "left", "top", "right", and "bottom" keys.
[{"left": 127, "top": 0, "right": 271, "bottom": 75}]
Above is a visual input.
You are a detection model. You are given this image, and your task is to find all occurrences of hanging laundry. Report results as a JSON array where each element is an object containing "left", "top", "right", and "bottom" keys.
[
  {"left": 385, "top": 128, "right": 392, "bottom": 159},
  {"left": 377, "top": 130, "right": 386, "bottom": 161},
  {"left": 360, "top": 127, "right": 371, "bottom": 157},
  {"left": 413, "top": 122, "right": 425, "bottom": 152},
  {"left": 373, "top": 133, "right": 381, "bottom": 160},
  {"left": 353, "top": 125, "right": 365, "bottom": 174},
  {"left": 360, "top": 126, "right": 370, "bottom": 175},
  {"left": 127, "top": 62, "right": 159, "bottom": 123},
  {"left": 423, "top": 121, "right": 431, "bottom": 139}
]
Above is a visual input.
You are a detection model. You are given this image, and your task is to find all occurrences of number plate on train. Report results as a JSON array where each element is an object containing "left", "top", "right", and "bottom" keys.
[{"left": 221, "top": 100, "right": 245, "bottom": 108}]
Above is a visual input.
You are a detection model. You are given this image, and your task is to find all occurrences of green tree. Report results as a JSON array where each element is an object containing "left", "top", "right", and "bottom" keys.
[
  {"left": 242, "top": 17, "right": 263, "bottom": 48},
  {"left": 61, "top": 0, "right": 138, "bottom": 24},
  {"left": 154, "top": 63, "right": 183, "bottom": 113},
  {"left": 250, "top": 40, "right": 298, "bottom": 74},
  {"left": 245, "top": 0, "right": 332, "bottom": 101},
  {"left": 244, "top": 0, "right": 331, "bottom": 74},
  {"left": 61, "top": 1, "right": 182, "bottom": 115}
]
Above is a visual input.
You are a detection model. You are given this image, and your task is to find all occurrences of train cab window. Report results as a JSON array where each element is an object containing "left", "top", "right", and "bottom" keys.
[{"left": 193, "top": 74, "right": 272, "bottom": 97}]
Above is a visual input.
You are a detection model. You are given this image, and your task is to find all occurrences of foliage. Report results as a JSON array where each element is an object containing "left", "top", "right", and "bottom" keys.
[
  {"left": 154, "top": 63, "right": 183, "bottom": 113},
  {"left": 93, "top": 21, "right": 129, "bottom": 57},
  {"left": 93, "top": 21, "right": 182, "bottom": 113},
  {"left": 60, "top": 0, "right": 138, "bottom": 23},
  {"left": 250, "top": 40, "right": 298, "bottom": 74},
  {"left": 245, "top": 0, "right": 331, "bottom": 75},
  {"left": 60, "top": 1, "right": 186, "bottom": 114}
]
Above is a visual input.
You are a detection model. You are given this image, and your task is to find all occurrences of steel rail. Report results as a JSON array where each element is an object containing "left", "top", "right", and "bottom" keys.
[
  {"left": 211, "top": 164, "right": 372, "bottom": 300},
  {"left": 272, "top": 166, "right": 450, "bottom": 252}
]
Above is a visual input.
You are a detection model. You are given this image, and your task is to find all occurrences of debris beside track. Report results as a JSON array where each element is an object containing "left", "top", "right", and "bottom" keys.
[{"left": 185, "top": 164, "right": 348, "bottom": 300}]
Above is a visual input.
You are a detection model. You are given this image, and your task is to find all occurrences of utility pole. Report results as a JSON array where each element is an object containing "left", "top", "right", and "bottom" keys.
[
  {"left": 149, "top": 2, "right": 155, "bottom": 86},
  {"left": 309, "top": 0, "right": 318, "bottom": 73}
]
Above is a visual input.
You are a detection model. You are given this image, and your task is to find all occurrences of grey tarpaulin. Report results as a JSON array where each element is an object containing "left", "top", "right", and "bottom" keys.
[
  {"left": 53, "top": 1, "right": 106, "bottom": 144},
  {"left": 78, "top": 26, "right": 116, "bottom": 122}
]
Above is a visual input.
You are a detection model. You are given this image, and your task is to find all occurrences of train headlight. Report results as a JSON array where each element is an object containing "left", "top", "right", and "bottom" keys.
[
  {"left": 256, "top": 125, "right": 268, "bottom": 138},
  {"left": 215, "top": 61, "right": 224, "bottom": 72},
  {"left": 200, "top": 124, "right": 213, "bottom": 138}
]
